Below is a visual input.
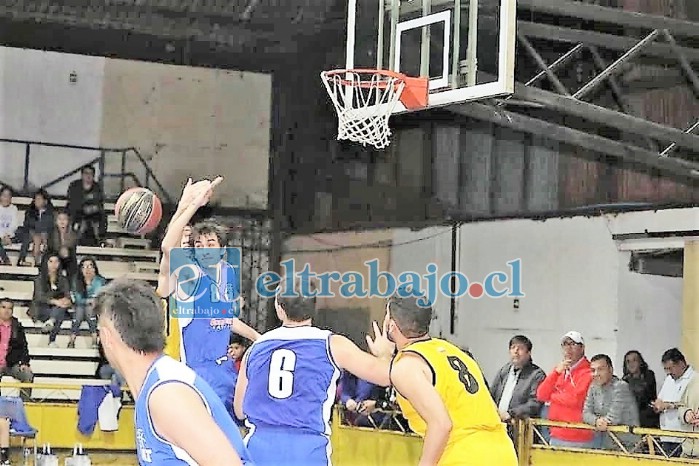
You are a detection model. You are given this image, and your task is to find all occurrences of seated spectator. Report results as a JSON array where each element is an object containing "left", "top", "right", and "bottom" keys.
[
  {"left": 66, "top": 164, "right": 105, "bottom": 247},
  {"left": 536, "top": 331, "right": 594, "bottom": 448},
  {"left": 30, "top": 253, "right": 72, "bottom": 347},
  {"left": 490, "top": 335, "right": 546, "bottom": 439},
  {"left": 17, "top": 189, "right": 54, "bottom": 267},
  {"left": 68, "top": 257, "right": 105, "bottom": 349},
  {"left": 680, "top": 375, "right": 699, "bottom": 459},
  {"left": 338, "top": 371, "right": 388, "bottom": 428},
  {"left": 47, "top": 210, "right": 78, "bottom": 280},
  {"left": 583, "top": 354, "right": 640, "bottom": 450},
  {"left": 0, "top": 297, "right": 34, "bottom": 401},
  {"left": 0, "top": 186, "right": 20, "bottom": 266},
  {"left": 652, "top": 348, "right": 695, "bottom": 458},
  {"left": 622, "top": 350, "right": 660, "bottom": 428},
  {"left": 228, "top": 333, "right": 250, "bottom": 373}
]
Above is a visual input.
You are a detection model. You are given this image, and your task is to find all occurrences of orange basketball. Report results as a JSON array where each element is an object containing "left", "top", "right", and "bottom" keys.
[{"left": 115, "top": 187, "right": 162, "bottom": 235}]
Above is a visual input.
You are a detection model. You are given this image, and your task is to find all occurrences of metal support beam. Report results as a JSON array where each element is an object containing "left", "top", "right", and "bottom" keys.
[
  {"left": 526, "top": 44, "right": 584, "bottom": 87},
  {"left": 661, "top": 120, "right": 699, "bottom": 158},
  {"left": 573, "top": 30, "right": 660, "bottom": 100},
  {"left": 517, "top": 32, "right": 571, "bottom": 96},
  {"left": 511, "top": 84, "right": 699, "bottom": 153},
  {"left": 516, "top": 21, "right": 699, "bottom": 63},
  {"left": 662, "top": 31, "right": 699, "bottom": 96},
  {"left": 447, "top": 102, "right": 699, "bottom": 181}
]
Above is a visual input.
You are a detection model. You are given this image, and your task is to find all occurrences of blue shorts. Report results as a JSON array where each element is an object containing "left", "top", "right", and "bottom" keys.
[
  {"left": 190, "top": 361, "right": 238, "bottom": 414},
  {"left": 245, "top": 426, "right": 331, "bottom": 466}
]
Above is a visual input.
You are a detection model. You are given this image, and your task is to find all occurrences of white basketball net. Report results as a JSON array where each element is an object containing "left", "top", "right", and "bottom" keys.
[{"left": 321, "top": 70, "right": 406, "bottom": 150}]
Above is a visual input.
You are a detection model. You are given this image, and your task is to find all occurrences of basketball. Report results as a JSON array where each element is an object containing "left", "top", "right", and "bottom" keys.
[{"left": 115, "top": 187, "right": 163, "bottom": 235}]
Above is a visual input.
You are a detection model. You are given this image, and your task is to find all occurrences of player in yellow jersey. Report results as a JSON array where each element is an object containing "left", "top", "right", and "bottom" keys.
[{"left": 382, "top": 295, "right": 518, "bottom": 466}]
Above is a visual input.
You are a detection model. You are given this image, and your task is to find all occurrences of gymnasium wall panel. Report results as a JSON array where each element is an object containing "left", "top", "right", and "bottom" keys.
[
  {"left": 99, "top": 58, "right": 271, "bottom": 208},
  {"left": 0, "top": 46, "right": 105, "bottom": 195}
]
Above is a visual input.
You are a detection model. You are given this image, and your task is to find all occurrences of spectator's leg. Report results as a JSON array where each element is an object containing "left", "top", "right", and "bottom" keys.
[
  {"left": 86, "top": 305, "right": 98, "bottom": 348},
  {"left": 0, "top": 417, "right": 8, "bottom": 463},
  {"left": 0, "top": 242, "right": 9, "bottom": 265},
  {"left": 69, "top": 305, "right": 86, "bottom": 348},
  {"left": 47, "top": 308, "right": 67, "bottom": 345},
  {"left": 99, "top": 364, "right": 115, "bottom": 380},
  {"left": 17, "top": 230, "right": 33, "bottom": 265},
  {"left": 7, "top": 364, "right": 33, "bottom": 401}
]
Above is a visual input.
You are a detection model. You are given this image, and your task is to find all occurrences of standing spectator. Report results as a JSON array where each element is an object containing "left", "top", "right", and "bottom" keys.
[
  {"left": 490, "top": 335, "right": 546, "bottom": 438},
  {"left": 0, "top": 297, "right": 34, "bottom": 400},
  {"left": 17, "top": 189, "right": 54, "bottom": 267},
  {"left": 583, "top": 354, "right": 640, "bottom": 450},
  {"left": 68, "top": 257, "right": 106, "bottom": 349},
  {"left": 0, "top": 186, "right": 19, "bottom": 266},
  {"left": 536, "top": 331, "right": 594, "bottom": 448},
  {"left": 622, "top": 350, "right": 660, "bottom": 428},
  {"left": 31, "top": 253, "right": 72, "bottom": 347},
  {"left": 652, "top": 348, "right": 695, "bottom": 457},
  {"left": 66, "top": 165, "right": 105, "bottom": 247},
  {"left": 48, "top": 210, "right": 78, "bottom": 280},
  {"left": 680, "top": 375, "right": 699, "bottom": 459}
]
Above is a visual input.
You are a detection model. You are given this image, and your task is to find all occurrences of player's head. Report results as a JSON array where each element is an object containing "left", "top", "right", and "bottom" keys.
[
  {"left": 190, "top": 220, "right": 227, "bottom": 266},
  {"left": 385, "top": 294, "right": 432, "bottom": 349},
  {"left": 95, "top": 278, "right": 166, "bottom": 372},
  {"left": 228, "top": 333, "right": 249, "bottom": 360},
  {"left": 275, "top": 278, "right": 317, "bottom": 324}
]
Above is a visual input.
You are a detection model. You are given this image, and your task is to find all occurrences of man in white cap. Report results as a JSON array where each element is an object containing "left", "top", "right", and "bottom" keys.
[{"left": 536, "top": 331, "right": 594, "bottom": 448}]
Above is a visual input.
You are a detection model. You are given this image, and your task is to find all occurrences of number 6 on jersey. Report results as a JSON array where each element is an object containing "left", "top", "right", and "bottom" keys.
[{"left": 268, "top": 349, "right": 296, "bottom": 399}]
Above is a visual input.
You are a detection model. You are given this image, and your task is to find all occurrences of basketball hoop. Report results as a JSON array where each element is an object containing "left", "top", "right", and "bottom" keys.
[{"left": 321, "top": 69, "right": 428, "bottom": 150}]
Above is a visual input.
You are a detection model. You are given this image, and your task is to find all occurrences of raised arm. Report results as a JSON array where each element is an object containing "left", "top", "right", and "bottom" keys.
[
  {"left": 149, "top": 382, "right": 243, "bottom": 466},
  {"left": 156, "top": 177, "right": 223, "bottom": 298}
]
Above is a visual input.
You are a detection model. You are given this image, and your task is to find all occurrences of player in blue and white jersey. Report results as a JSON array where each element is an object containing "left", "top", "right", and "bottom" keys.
[
  {"left": 156, "top": 177, "right": 260, "bottom": 414},
  {"left": 95, "top": 278, "right": 253, "bottom": 465},
  {"left": 234, "top": 279, "right": 395, "bottom": 466}
]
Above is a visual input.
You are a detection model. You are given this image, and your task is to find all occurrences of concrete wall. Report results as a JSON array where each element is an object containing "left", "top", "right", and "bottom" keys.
[{"left": 0, "top": 46, "right": 271, "bottom": 208}]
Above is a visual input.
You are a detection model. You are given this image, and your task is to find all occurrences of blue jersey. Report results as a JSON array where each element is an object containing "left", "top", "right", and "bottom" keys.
[
  {"left": 134, "top": 355, "right": 252, "bottom": 465},
  {"left": 242, "top": 326, "right": 340, "bottom": 434},
  {"left": 175, "top": 260, "right": 239, "bottom": 366}
]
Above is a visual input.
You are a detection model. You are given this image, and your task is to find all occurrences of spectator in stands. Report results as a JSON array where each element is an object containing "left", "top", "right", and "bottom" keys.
[
  {"left": 652, "top": 348, "right": 695, "bottom": 457},
  {"left": 66, "top": 164, "right": 106, "bottom": 247},
  {"left": 0, "top": 186, "right": 20, "bottom": 266},
  {"left": 68, "top": 257, "right": 106, "bottom": 349},
  {"left": 227, "top": 333, "right": 249, "bottom": 373},
  {"left": 339, "top": 371, "right": 387, "bottom": 427},
  {"left": 583, "top": 354, "right": 640, "bottom": 450},
  {"left": 680, "top": 375, "right": 699, "bottom": 459},
  {"left": 490, "top": 335, "right": 546, "bottom": 437},
  {"left": 622, "top": 350, "right": 660, "bottom": 428},
  {"left": 95, "top": 339, "right": 125, "bottom": 388},
  {"left": 31, "top": 253, "right": 72, "bottom": 347},
  {"left": 536, "top": 331, "right": 594, "bottom": 448},
  {"left": 17, "top": 189, "right": 54, "bottom": 268},
  {"left": 48, "top": 210, "right": 78, "bottom": 280},
  {"left": 0, "top": 297, "right": 34, "bottom": 401}
]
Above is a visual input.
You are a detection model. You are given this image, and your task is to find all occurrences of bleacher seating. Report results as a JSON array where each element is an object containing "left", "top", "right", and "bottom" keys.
[{"left": 0, "top": 197, "right": 161, "bottom": 401}]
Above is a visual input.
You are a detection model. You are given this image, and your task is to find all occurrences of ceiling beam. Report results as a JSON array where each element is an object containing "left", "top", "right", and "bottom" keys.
[
  {"left": 510, "top": 83, "right": 699, "bottom": 153},
  {"left": 447, "top": 102, "right": 699, "bottom": 182},
  {"left": 517, "top": 21, "right": 699, "bottom": 63}
]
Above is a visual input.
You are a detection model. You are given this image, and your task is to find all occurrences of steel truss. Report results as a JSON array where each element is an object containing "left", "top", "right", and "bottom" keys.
[{"left": 448, "top": 0, "right": 699, "bottom": 182}]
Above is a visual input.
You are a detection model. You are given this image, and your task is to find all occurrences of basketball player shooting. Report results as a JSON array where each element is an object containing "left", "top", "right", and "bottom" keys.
[
  {"left": 95, "top": 278, "right": 254, "bottom": 466},
  {"left": 157, "top": 177, "right": 260, "bottom": 415},
  {"left": 376, "top": 295, "right": 518, "bottom": 466},
  {"left": 233, "top": 279, "right": 395, "bottom": 466}
]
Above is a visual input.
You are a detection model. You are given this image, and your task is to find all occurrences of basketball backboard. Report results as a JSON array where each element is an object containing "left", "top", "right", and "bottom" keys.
[{"left": 345, "top": 0, "right": 517, "bottom": 114}]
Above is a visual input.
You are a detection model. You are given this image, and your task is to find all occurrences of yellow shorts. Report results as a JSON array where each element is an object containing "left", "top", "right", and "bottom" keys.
[{"left": 439, "top": 428, "right": 518, "bottom": 466}]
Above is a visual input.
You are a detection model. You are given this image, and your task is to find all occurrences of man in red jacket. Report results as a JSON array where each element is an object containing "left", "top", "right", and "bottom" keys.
[{"left": 536, "top": 331, "right": 594, "bottom": 448}]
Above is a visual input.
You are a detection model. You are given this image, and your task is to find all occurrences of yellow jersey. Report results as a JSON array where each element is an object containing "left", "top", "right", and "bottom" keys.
[{"left": 392, "top": 338, "right": 517, "bottom": 466}]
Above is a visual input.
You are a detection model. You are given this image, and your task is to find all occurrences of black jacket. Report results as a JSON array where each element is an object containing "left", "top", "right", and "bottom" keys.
[
  {"left": 490, "top": 359, "right": 546, "bottom": 418},
  {"left": 3, "top": 317, "right": 31, "bottom": 368}
]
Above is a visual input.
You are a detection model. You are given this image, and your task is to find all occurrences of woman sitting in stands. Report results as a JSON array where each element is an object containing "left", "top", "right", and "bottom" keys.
[
  {"left": 47, "top": 210, "right": 78, "bottom": 280},
  {"left": 0, "top": 186, "right": 20, "bottom": 266},
  {"left": 623, "top": 350, "right": 660, "bottom": 428},
  {"left": 68, "top": 257, "right": 105, "bottom": 349},
  {"left": 30, "top": 253, "right": 72, "bottom": 347},
  {"left": 16, "top": 189, "right": 54, "bottom": 268}
]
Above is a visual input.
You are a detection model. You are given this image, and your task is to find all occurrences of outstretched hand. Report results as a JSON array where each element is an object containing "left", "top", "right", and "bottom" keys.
[
  {"left": 178, "top": 176, "right": 224, "bottom": 209},
  {"left": 366, "top": 314, "right": 395, "bottom": 360}
]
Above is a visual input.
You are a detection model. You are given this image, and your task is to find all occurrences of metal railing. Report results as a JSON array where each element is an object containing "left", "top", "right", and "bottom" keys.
[{"left": 0, "top": 138, "right": 173, "bottom": 204}]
